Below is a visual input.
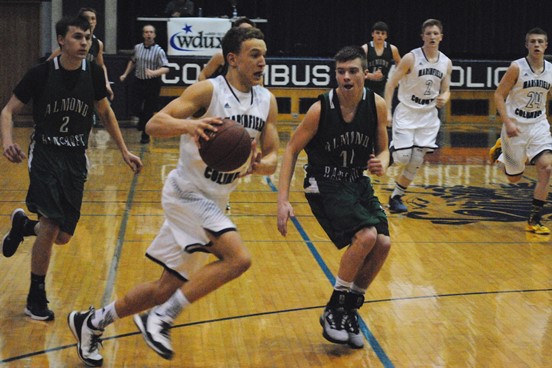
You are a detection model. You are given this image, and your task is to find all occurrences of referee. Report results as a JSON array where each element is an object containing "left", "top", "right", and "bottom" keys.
[{"left": 120, "top": 24, "right": 169, "bottom": 143}]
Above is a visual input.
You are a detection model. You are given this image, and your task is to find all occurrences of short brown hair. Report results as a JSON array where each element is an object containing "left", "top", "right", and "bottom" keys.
[
  {"left": 222, "top": 27, "right": 264, "bottom": 63},
  {"left": 334, "top": 45, "right": 367, "bottom": 70},
  {"left": 421, "top": 19, "right": 443, "bottom": 34},
  {"left": 526, "top": 27, "right": 548, "bottom": 42}
]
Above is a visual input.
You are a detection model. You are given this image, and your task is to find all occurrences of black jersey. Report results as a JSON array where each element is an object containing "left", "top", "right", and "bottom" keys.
[
  {"left": 13, "top": 56, "right": 107, "bottom": 149},
  {"left": 365, "top": 41, "right": 394, "bottom": 95},
  {"left": 304, "top": 88, "right": 378, "bottom": 182},
  {"left": 86, "top": 35, "right": 100, "bottom": 63}
]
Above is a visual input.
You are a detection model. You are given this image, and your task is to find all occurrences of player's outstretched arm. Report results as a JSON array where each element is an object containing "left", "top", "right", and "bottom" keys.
[
  {"left": 96, "top": 40, "right": 114, "bottom": 101},
  {"left": 436, "top": 60, "right": 453, "bottom": 108},
  {"left": 494, "top": 62, "right": 521, "bottom": 137},
  {"left": 1, "top": 95, "right": 27, "bottom": 163},
  {"left": 277, "top": 101, "right": 320, "bottom": 236},
  {"left": 368, "top": 94, "right": 390, "bottom": 176},
  {"left": 384, "top": 52, "right": 413, "bottom": 125},
  {"left": 96, "top": 98, "right": 143, "bottom": 173}
]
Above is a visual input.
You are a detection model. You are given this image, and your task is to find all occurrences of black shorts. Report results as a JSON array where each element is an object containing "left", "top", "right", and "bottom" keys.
[
  {"left": 305, "top": 176, "right": 389, "bottom": 249},
  {"left": 26, "top": 143, "right": 88, "bottom": 235}
]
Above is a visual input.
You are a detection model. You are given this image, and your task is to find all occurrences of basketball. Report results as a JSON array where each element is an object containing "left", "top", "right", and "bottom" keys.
[{"left": 199, "top": 118, "right": 252, "bottom": 172}]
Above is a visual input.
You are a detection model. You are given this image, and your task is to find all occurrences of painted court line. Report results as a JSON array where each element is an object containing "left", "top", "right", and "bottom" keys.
[{"left": 265, "top": 177, "right": 394, "bottom": 367}]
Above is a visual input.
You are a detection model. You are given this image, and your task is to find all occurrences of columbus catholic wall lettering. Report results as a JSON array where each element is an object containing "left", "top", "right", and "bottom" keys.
[{"left": 161, "top": 57, "right": 511, "bottom": 90}]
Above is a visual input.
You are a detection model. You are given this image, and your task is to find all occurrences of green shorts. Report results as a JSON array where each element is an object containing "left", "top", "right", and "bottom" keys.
[
  {"left": 305, "top": 176, "right": 389, "bottom": 249},
  {"left": 26, "top": 143, "right": 88, "bottom": 235}
]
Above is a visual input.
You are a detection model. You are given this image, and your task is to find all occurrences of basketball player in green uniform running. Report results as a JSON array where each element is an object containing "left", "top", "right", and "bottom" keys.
[
  {"left": 277, "top": 45, "right": 391, "bottom": 349},
  {"left": 48, "top": 8, "right": 114, "bottom": 101},
  {"left": 361, "top": 21, "right": 401, "bottom": 97},
  {"left": 1, "top": 15, "right": 142, "bottom": 322}
]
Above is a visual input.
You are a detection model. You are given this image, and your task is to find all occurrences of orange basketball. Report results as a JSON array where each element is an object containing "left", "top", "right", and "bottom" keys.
[{"left": 199, "top": 118, "right": 252, "bottom": 172}]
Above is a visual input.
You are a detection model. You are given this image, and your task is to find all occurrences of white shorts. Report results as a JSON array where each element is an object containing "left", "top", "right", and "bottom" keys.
[
  {"left": 390, "top": 103, "right": 440, "bottom": 151},
  {"left": 146, "top": 170, "right": 236, "bottom": 280},
  {"left": 498, "top": 118, "right": 552, "bottom": 175}
]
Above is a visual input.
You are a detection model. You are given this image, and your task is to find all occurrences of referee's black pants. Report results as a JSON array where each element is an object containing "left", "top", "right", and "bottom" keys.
[{"left": 129, "top": 77, "right": 162, "bottom": 131}]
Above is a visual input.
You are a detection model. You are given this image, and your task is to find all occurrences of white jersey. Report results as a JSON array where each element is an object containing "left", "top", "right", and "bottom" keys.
[
  {"left": 175, "top": 75, "right": 272, "bottom": 198},
  {"left": 505, "top": 58, "right": 552, "bottom": 124},
  {"left": 398, "top": 47, "right": 450, "bottom": 111}
]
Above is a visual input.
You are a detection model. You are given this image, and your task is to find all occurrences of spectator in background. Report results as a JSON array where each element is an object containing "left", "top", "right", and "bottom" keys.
[
  {"left": 119, "top": 25, "right": 169, "bottom": 144},
  {"left": 165, "top": 0, "right": 195, "bottom": 17}
]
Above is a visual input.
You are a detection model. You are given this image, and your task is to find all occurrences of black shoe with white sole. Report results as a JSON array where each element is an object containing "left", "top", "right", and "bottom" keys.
[{"left": 134, "top": 311, "right": 174, "bottom": 360}]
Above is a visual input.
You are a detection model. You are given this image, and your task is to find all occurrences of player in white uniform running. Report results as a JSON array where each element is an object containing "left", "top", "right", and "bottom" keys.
[
  {"left": 384, "top": 19, "right": 452, "bottom": 213},
  {"left": 490, "top": 27, "right": 552, "bottom": 234},
  {"left": 67, "top": 27, "right": 279, "bottom": 367}
]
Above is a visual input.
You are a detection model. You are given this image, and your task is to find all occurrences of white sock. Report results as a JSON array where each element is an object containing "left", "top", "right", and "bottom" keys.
[
  {"left": 152, "top": 289, "right": 190, "bottom": 323},
  {"left": 391, "top": 182, "right": 406, "bottom": 198},
  {"left": 90, "top": 301, "right": 119, "bottom": 330},
  {"left": 334, "top": 277, "right": 353, "bottom": 292}
]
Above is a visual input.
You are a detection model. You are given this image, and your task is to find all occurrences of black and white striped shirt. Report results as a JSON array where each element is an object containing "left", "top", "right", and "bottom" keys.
[{"left": 131, "top": 43, "right": 169, "bottom": 80}]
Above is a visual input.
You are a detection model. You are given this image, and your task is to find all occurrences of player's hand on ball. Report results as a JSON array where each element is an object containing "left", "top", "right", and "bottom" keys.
[
  {"left": 198, "top": 119, "right": 252, "bottom": 172},
  {"left": 192, "top": 117, "right": 223, "bottom": 145},
  {"left": 239, "top": 140, "right": 260, "bottom": 177}
]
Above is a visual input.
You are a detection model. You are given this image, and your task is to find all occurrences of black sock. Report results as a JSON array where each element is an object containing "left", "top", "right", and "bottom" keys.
[
  {"left": 23, "top": 219, "right": 38, "bottom": 237},
  {"left": 327, "top": 290, "right": 347, "bottom": 309},
  {"left": 29, "top": 273, "right": 46, "bottom": 297},
  {"left": 345, "top": 292, "right": 365, "bottom": 310},
  {"left": 529, "top": 198, "right": 546, "bottom": 224}
]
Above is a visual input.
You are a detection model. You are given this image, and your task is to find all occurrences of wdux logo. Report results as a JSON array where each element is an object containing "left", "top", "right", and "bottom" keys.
[{"left": 169, "top": 24, "right": 223, "bottom": 53}]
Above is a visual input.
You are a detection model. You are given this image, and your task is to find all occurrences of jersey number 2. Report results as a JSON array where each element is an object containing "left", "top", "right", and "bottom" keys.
[{"left": 60, "top": 116, "right": 70, "bottom": 133}]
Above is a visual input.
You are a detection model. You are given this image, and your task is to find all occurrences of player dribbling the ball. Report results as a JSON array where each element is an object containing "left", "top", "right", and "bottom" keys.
[{"left": 67, "top": 27, "right": 279, "bottom": 366}]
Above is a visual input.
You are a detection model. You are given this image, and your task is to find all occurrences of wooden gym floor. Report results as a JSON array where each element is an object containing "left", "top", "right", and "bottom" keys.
[{"left": 0, "top": 123, "right": 551, "bottom": 367}]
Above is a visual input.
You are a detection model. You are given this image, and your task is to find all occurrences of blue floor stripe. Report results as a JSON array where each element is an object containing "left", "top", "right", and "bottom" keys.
[
  {"left": 101, "top": 147, "right": 146, "bottom": 306},
  {"left": 265, "top": 176, "right": 394, "bottom": 367}
]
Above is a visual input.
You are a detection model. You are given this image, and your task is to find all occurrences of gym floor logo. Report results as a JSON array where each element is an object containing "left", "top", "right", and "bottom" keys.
[{"left": 389, "top": 182, "right": 552, "bottom": 225}]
